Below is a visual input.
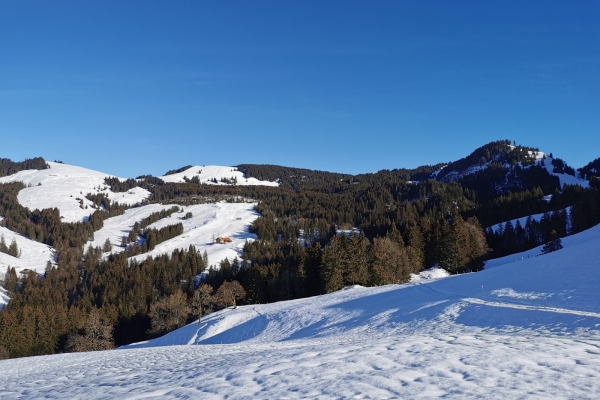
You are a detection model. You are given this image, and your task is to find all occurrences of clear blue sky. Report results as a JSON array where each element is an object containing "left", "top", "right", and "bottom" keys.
[{"left": 1, "top": 1, "right": 599, "bottom": 177}]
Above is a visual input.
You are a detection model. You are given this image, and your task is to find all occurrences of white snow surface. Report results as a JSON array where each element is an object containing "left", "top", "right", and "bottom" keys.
[
  {"left": 538, "top": 156, "right": 589, "bottom": 189},
  {"left": 3, "top": 223, "right": 600, "bottom": 398},
  {"left": 159, "top": 165, "right": 279, "bottom": 187},
  {"left": 86, "top": 202, "right": 259, "bottom": 267},
  {"left": 0, "top": 225, "right": 54, "bottom": 277},
  {"left": 0, "top": 162, "right": 151, "bottom": 223},
  {"left": 0, "top": 287, "right": 9, "bottom": 310}
]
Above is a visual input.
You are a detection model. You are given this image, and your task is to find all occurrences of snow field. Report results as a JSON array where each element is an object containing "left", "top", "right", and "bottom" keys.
[
  {"left": 0, "top": 225, "right": 55, "bottom": 277},
  {"left": 1, "top": 333, "right": 599, "bottom": 399},
  {"left": 2, "top": 222, "right": 600, "bottom": 397},
  {"left": 159, "top": 165, "right": 279, "bottom": 187},
  {"left": 0, "top": 162, "right": 151, "bottom": 223},
  {"left": 0, "top": 287, "right": 8, "bottom": 310},
  {"left": 86, "top": 202, "right": 259, "bottom": 268}
]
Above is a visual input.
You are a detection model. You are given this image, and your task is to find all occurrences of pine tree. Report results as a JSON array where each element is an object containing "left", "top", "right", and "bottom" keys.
[
  {"left": 542, "top": 230, "right": 563, "bottom": 254},
  {"left": 404, "top": 223, "right": 425, "bottom": 274},
  {"left": 322, "top": 235, "right": 345, "bottom": 293},
  {"left": 0, "top": 235, "right": 8, "bottom": 254},
  {"left": 439, "top": 214, "right": 468, "bottom": 274},
  {"left": 3, "top": 266, "right": 18, "bottom": 293},
  {"left": 345, "top": 234, "right": 369, "bottom": 286},
  {"left": 102, "top": 238, "right": 112, "bottom": 252}
]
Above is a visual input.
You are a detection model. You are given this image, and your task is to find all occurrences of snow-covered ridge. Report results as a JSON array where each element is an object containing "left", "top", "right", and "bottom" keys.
[
  {"left": 159, "top": 165, "right": 280, "bottom": 187},
  {"left": 0, "top": 162, "right": 151, "bottom": 223}
]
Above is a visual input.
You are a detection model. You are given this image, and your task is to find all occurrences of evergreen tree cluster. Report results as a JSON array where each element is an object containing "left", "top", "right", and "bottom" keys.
[
  {"left": 103, "top": 175, "right": 165, "bottom": 193},
  {"left": 139, "top": 223, "right": 184, "bottom": 252},
  {"left": 164, "top": 165, "right": 193, "bottom": 176},
  {"left": 578, "top": 158, "right": 600, "bottom": 181},
  {"left": 0, "top": 245, "right": 208, "bottom": 358},
  {"left": 436, "top": 140, "right": 542, "bottom": 182},
  {"left": 551, "top": 157, "right": 576, "bottom": 176},
  {"left": 140, "top": 206, "right": 180, "bottom": 228},
  {"left": 0, "top": 235, "right": 20, "bottom": 258},
  {"left": 0, "top": 157, "right": 49, "bottom": 178},
  {"left": 485, "top": 210, "right": 568, "bottom": 258}
]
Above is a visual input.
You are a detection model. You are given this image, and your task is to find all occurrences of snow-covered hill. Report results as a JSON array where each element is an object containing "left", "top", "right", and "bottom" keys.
[
  {"left": 0, "top": 162, "right": 151, "bottom": 223},
  {"left": 0, "top": 225, "right": 55, "bottom": 278},
  {"left": 87, "top": 202, "right": 259, "bottom": 267},
  {"left": 2, "top": 223, "right": 600, "bottom": 398},
  {"left": 159, "top": 165, "right": 280, "bottom": 187}
]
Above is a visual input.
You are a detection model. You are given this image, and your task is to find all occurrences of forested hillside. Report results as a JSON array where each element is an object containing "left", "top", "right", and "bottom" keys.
[{"left": 0, "top": 140, "right": 599, "bottom": 360}]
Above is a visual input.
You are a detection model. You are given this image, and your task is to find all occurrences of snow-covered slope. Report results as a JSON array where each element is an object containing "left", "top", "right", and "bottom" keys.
[
  {"left": 159, "top": 165, "right": 279, "bottom": 186},
  {"left": 0, "top": 287, "right": 9, "bottom": 310},
  {"left": 0, "top": 162, "right": 151, "bottom": 223},
  {"left": 3, "top": 223, "right": 600, "bottom": 398},
  {"left": 0, "top": 226, "right": 55, "bottom": 278},
  {"left": 487, "top": 206, "right": 571, "bottom": 233},
  {"left": 87, "top": 202, "right": 259, "bottom": 267},
  {"left": 538, "top": 156, "right": 589, "bottom": 188}
]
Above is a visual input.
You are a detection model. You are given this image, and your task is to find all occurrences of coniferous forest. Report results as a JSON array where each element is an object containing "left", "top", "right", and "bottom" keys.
[{"left": 1, "top": 140, "right": 599, "bottom": 360}]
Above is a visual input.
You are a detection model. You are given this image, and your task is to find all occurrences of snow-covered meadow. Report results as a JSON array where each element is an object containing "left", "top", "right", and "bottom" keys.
[
  {"left": 2, "top": 223, "right": 600, "bottom": 398},
  {"left": 87, "top": 202, "right": 259, "bottom": 267}
]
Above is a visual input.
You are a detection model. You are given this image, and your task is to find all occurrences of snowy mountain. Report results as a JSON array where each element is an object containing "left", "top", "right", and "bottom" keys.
[
  {"left": 2, "top": 222, "right": 600, "bottom": 398},
  {"left": 432, "top": 141, "right": 589, "bottom": 191}
]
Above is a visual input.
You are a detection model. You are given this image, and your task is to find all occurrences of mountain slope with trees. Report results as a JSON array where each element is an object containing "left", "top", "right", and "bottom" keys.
[{"left": 0, "top": 140, "right": 598, "bottom": 360}]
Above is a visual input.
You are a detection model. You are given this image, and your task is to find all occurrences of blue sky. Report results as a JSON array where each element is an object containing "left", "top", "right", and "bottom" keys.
[{"left": 1, "top": 1, "right": 599, "bottom": 177}]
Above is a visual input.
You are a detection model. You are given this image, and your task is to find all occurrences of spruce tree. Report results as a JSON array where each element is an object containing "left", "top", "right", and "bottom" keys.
[
  {"left": 322, "top": 235, "right": 345, "bottom": 293},
  {"left": 0, "top": 235, "right": 7, "bottom": 254},
  {"left": 102, "top": 238, "right": 112, "bottom": 252},
  {"left": 542, "top": 230, "right": 563, "bottom": 254},
  {"left": 439, "top": 214, "right": 468, "bottom": 274},
  {"left": 3, "top": 266, "right": 18, "bottom": 293},
  {"left": 345, "top": 234, "right": 369, "bottom": 286}
]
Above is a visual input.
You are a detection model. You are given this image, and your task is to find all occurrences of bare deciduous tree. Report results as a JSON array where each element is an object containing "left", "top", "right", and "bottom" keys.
[
  {"left": 189, "top": 284, "right": 214, "bottom": 322},
  {"left": 148, "top": 290, "right": 191, "bottom": 335},
  {"left": 214, "top": 281, "right": 246, "bottom": 309},
  {"left": 66, "top": 308, "right": 114, "bottom": 352}
]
